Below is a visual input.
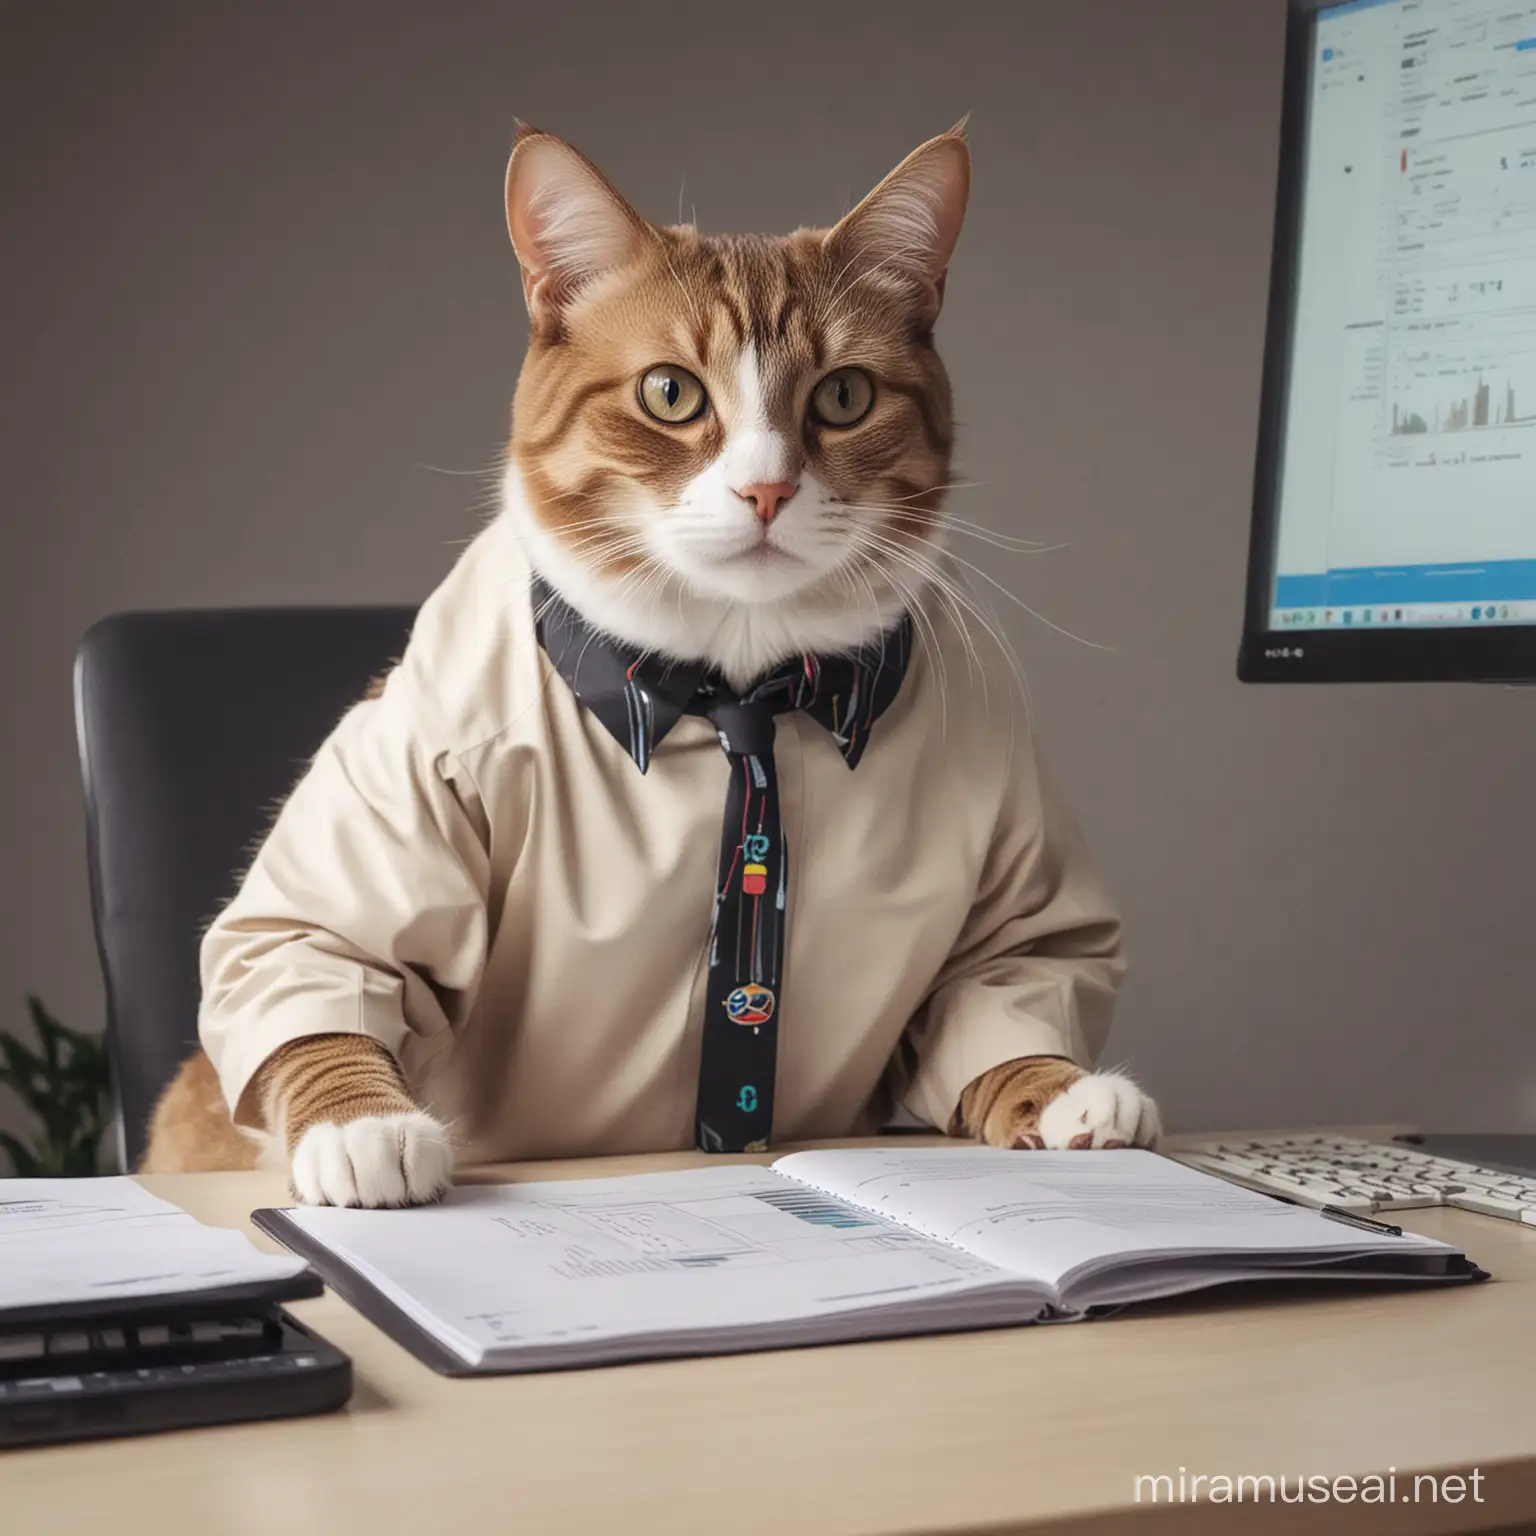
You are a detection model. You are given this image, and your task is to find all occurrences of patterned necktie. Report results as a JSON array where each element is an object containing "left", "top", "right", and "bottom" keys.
[{"left": 531, "top": 575, "right": 912, "bottom": 1152}]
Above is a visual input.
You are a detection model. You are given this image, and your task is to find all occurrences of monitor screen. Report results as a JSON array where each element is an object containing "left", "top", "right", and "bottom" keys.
[{"left": 1265, "top": 0, "right": 1536, "bottom": 640}]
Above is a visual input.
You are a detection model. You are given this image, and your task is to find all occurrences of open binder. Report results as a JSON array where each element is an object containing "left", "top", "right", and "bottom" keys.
[{"left": 254, "top": 1147, "right": 1485, "bottom": 1376}]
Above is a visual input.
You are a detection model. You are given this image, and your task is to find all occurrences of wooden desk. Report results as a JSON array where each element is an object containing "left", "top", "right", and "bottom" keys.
[{"left": 8, "top": 1134, "right": 1536, "bottom": 1535}]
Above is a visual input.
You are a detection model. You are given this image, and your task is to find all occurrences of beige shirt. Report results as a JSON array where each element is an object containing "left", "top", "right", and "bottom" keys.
[{"left": 201, "top": 518, "right": 1125, "bottom": 1161}]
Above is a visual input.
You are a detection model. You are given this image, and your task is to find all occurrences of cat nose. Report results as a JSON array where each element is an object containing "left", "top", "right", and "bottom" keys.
[{"left": 735, "top": 481, "right": 798, "bottom": 524}]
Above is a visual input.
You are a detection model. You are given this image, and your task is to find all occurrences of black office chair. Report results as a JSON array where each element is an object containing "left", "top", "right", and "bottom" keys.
[{"left": 74, "top": 607, "right": 417, "bottom": 1171}]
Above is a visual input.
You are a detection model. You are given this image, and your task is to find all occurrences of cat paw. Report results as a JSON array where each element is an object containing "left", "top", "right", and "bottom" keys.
[
  {"left": 290, "top": 1112, "right": 454, "bottom": 1207},
  {"left": 1035, "top": 1071, "right": 1161, "bottom": 1151}
]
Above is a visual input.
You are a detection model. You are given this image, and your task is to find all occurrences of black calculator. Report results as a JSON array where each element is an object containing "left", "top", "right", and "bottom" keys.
[{"left": 0, "top": 1291, "right": 350, "bottom": 1448}]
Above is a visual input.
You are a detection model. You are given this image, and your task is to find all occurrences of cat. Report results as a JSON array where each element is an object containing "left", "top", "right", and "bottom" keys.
[{"left": 141, "top": 123, "right": 1160, "bottom": 1205}]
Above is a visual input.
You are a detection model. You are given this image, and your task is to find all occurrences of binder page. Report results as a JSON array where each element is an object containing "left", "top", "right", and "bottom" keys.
[
  {"left": 276, "top": 1163, "right": 1036, "bottom": 1366},
  {"left": 773, "top": 1148, "right": 1455, "bottom": 1298},
  {"left": 0, "top": 1177, "right": 307, "bottom": 1312}
]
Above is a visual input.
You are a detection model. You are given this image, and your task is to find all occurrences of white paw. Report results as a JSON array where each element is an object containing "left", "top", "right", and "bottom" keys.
[
  {"left": 290, "top": 1112, "right": 454, "bottom": 1208},
  {"left": 1036, "top": 1071, "right": 1161, "bottom": 1151}
]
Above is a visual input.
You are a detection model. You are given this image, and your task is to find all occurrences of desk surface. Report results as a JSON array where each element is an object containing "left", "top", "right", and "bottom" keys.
[{"left": 8, "top": 1133, "right": 1536, "bottom": 1536}]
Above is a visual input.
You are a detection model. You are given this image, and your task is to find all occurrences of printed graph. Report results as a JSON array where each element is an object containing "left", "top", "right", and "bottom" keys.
[
  {"left": 1391, "top": 376, "right": 1531, "bottom": 434},
  {"left": 750, "top": 1187, "right": 879, "bottom": 1229},
  {"left": 1384, "top": 312, "right": 1536, "bottom": 444}
]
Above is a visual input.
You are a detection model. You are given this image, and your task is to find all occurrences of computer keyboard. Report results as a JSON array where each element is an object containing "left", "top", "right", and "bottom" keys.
[
  {"left": 0, "top": 1315, "right": 271, "bottom": 1369},
  {"left": 0, "top": 1309, "right": 349, "bottom": 1448},
  {"left": 1171, "top": 1134, "right": 1536, "bottom": 1224}
]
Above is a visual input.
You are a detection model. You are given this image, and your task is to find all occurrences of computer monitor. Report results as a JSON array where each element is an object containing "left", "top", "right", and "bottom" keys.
[{"left": 1241, "top": 0, "right": 1536, "bottom": 683}]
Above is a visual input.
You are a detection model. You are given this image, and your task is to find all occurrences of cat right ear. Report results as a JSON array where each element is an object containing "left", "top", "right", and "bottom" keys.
[
  {"left": 504, "top": 126, "right": 654, "bottom": 320},
  {"left": 825, "top": 127, "right": 971, "bottom": 314}
]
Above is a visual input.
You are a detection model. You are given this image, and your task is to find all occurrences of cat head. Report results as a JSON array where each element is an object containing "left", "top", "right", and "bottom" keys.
[{"left": 503, "top": 124, "right": 969, "bottom": 683}]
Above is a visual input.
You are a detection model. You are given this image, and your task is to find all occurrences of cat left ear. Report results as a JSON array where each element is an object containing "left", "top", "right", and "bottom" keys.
[
  {"left": 826, "top": 126, "right": 971, "bottom": 311},
  {"left": 504, "top": 126, "right": 654, "bottom": 319}
]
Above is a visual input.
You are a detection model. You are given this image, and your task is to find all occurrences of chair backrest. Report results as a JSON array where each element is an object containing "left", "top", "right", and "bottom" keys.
[{"left": 74, "top": 606, "right": 417, "bottom": 1171}]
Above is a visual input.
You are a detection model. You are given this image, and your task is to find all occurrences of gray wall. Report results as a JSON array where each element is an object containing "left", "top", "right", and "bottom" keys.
[{"left": 4, "top": 0, "right": 1534, "bottom": 1157}]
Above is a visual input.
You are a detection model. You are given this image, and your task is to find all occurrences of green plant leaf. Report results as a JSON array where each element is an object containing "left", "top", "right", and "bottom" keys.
[
  {"left": 26, "top": 994, "right": 65, "bottom": 1072},
  {"left": 0, "top": 1130, "right": 42, "bottom": 1178},
  {"left": 1, "top": 996, "right": 113, "bottom": 1177},
  {"left": 0, "top": 1029, "right": 44, "bottom": 1085}
]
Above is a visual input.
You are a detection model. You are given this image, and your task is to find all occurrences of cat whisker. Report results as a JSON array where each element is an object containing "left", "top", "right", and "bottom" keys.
[
  {"left": 900, "top": 556, "right": 989, "bottom": 695},
  {"left": 843, "top": 508, "right": 1064, "bottom": 556},
  {"left": 879, "top": 480, "right": 988, "bottom": 504},
  {"left": 929, "top": 538, "right": 1115, "bottom": 654},
  {"left": 945, "top": 561, "right": 1036, "bottom": 732},
  {"left": 848, "top": 528, "right": 1034, "bottom": 718},
  {"left": 839, "top": 499, "right": 1056, "bottom": 548},
  {"left": 661, "top": 248, "right": 708, "bottom": 335},
  {"left": 626, "top": 561, "right": 676, "bottom": 617},
  {"left": 817, "top": 233, "right": 925, "bottom": 315},
  {"left": 609, "top": 550, "right": 674, "bottom": 613},
  {"left": 499, "top": 510, "right": 624, "bottom": 539},
  {"left": 821, "top": 239, "right": 929, "bottom": 320},
  {"left": 846, "top": 560, "right": 917, "bottom": 719},
  {"left": 849, "top": 533, "right": 983, "bottom": 703},
  {"left": 841, "top": 542, "right": 953, "bottom": 728},
  {"left": 860, "top": 531, "right": 1099, "bottom": 715},
  {"left": 415, "top": 462, "right": 506, "bottom": 481},
  {"left": 880, "top": 566, "right": 952, "bottom": 738},
  {"left": 504, "top": 518, "right": 653, "bottom": 564},
  {"left": 538, "top": 533, "right": 650, "bottom": 569}
]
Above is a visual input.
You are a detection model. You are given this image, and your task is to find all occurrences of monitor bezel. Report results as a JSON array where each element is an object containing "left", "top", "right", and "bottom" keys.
[{"left": 1239, "top": 0, "right": 1536, "bottom": 684}]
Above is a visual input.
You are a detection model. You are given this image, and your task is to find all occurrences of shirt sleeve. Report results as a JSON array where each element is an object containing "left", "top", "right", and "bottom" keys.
[
  {"left": 198, "top": 677, "right": 492, "bottom": 1128},
  {"left": 896, "top": 727, "right": 1126, "bottom": 1134}
]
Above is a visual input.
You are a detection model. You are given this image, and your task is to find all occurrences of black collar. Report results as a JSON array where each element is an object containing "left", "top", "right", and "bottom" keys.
[{"left": 531, "top": 574, "right": 912, "bottom": 773}]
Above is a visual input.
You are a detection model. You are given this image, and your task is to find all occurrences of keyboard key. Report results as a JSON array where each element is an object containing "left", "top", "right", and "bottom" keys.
[
  {"left": 1227, "top": 1170, "right": 1369, "bottom": 1209},
  {"left": 1451, "top": 1172, "right": 1528, "bottom": 1193},
  {"left": 1357, "top": 1191, "right": 1439, "bottom": 1210},
  {"left": 1447, "top": 1190, "right": 1532, "bottom": 1220},
  {"left": 1176, "top": 1135, "right": 1536, "bottom": 1225}
]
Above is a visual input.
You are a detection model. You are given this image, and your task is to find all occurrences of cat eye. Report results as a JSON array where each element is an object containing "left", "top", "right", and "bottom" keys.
[
  {"left": 809, "top": 367, "right": 875, "bottom": 428},
  {"left": 639, "top": 365, "right": 708, "bottom": 424}
]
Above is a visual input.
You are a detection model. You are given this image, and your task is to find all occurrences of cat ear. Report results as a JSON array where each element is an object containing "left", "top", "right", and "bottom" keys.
[
  {"left": 826, "top": 126, "right": 971, "bottom": 309},
  {"left": 504, "top": 126, "right": 654, "bottom": 316}
]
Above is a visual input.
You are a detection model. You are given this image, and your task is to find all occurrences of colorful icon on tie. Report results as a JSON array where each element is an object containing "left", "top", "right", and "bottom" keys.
[
  {"left": 724, "top": 983, "right": 775, "bottom": 1027},
  {"left": 737, "top": 1085, "right": 759, "bottom": 1113},
  {"left": 744, "top": 834, "right": 771, "bottom": 861},
  {"left": 742, "top": 862, "right": 768, "bottom": 895}
]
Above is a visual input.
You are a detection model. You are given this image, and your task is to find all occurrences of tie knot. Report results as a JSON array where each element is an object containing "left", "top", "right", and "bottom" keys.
[{"left": 707, "top": 699, "right": 778, "bottom": 757}]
